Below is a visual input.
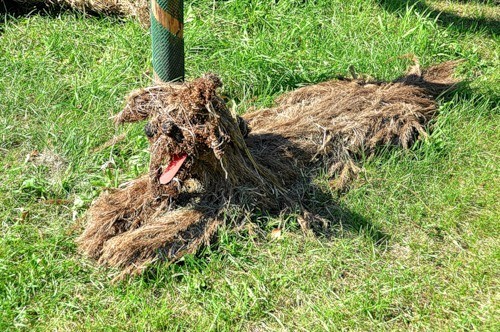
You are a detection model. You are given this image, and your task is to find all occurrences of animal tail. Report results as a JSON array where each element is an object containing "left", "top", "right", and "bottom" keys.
[{"left": 396, "top": 58, "right": 463, "bottom": 96}]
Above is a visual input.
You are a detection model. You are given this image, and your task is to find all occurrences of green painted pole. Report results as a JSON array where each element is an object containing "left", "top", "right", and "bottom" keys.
[{"left": 150, "top": 0, "right": 184, "bottom": 83}]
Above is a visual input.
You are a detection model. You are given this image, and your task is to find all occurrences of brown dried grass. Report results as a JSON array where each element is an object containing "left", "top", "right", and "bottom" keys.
[
  {"left": 10, "top": 0, "right": 149, "bottom": 25},
  {"left": 78, "top": 61, "right": 460, "bottom": 278}
]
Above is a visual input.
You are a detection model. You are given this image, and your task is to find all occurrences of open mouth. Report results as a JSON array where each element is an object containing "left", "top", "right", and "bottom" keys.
[{"left": 159, "top": 153, "right": 188, "bottom": 185}]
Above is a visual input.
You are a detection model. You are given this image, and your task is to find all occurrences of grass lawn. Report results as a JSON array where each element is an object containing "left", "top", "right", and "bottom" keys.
[{"left": 0, "top": 0, "right": 498, "bottom": 330}]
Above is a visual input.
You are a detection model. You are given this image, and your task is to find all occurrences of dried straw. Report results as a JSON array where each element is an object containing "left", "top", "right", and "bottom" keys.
[
  {"left": 10, "top": 0, "right": 149, "bottom": 25},
  {"left": 78, "top": 61, "right": 460, "bottom": 278}
]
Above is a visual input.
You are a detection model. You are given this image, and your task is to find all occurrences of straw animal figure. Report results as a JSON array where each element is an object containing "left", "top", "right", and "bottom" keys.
[{"left": 78, "top": 61, "right": 459, "bottom": 277}]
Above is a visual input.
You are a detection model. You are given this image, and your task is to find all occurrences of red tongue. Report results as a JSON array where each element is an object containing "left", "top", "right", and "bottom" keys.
[{"left": 159, "top": 154, "right": 188, "bottom": 185}]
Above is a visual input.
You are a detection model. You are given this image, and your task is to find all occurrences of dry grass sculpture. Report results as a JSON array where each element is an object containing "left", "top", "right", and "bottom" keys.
[
  {"left": 9, "top": 0, "right": 149, "bottom": 24},
  {"left": 78, "top": 61, "right": 460, "bottom": 278}
]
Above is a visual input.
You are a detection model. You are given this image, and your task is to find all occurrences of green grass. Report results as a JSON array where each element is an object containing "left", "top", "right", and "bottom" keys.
[{"left": 0, "top": 0, "right": 498, "bottom": 330}]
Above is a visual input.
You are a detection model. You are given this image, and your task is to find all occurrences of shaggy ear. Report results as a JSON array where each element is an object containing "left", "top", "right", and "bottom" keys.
[
  {"left": 113, "top": 107, "right": 150, "bottom": 126},
  {"left": 113, "top": 88, "right": 156, "bottom": 125},
  {"left": 113, "top": 85, "right": 181, "bottom": 125}
]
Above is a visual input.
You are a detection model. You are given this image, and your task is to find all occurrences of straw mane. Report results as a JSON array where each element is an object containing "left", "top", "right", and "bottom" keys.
[{"left": 78, "top": 61, "right": 460, "bottom": 278}]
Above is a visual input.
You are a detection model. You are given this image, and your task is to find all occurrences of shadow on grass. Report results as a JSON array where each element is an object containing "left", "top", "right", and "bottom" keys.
[
  {"left": 135, "top": 196, "right": 390, "bottom": 284},
  {"left": 135, "top": 161, "right": 390, "bottom": 284},
  {"left": 1, "top": 0, "right": 66, "bottom": 17},
  {"left": 302, "top": 184, "right": 390, "bottom": 245},
  {"left": 377, "top": 0, "right": 499, "bottom": 36},
  {"left": 0, "top": 0, "right": 125, "bottom": 30}
]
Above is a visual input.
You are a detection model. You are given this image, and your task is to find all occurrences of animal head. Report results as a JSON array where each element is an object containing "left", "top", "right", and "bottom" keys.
[{"left": 114, "top": 74, "right": 250, "bottom": 199}]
